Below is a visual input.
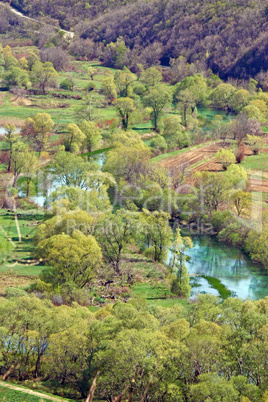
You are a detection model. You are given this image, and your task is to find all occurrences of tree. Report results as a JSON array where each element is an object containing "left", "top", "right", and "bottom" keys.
[
  {"left": 65, "top": 123, "right": 86, "bottom": 153},
  {"left": 2, "top": 124, "right": 17, "bottom": 172},
  {"left": 21, "top": 152, "right": 40, "bottom": 197},
  {"left": 101, "top": 76, "right": 117, "bottom": 103},
  {"left": 9, "top": 142, "right": 29, "bottom": 187},
  {"left": 216, "top": 149, "right": 236, "bottom": 170},
  {"left": 143, "top": 85, "right": 172, "bottom": 131},
  {"left": 169, "top": 228, "right": 192, "bottom": 298},
  {"left": 246, "top": 134, "right": 266, "bottom": 154},
  {"left": 4, "top": 67, "right": 30, "bottom": 89},
  {"left": 194, "top": 171, "right": 230, "bottom": 214},
  {"left": 104, "top": 132, "right": 151, "bottom": 182},
  {"left": 114, "top": 66, "right": 136, "bottom": 97},
  {"left": 30, "top": 61, "right": 58, "bottom": 94},
  {"left": 114, "top": 97, "right": 136, "bottom": 129},
  {"left": 137, "top": 209, "right": 173, "bottom": 262},
  {"left": 230, "top": 190, "right": 251, "bottom": 217},
  {"left": 94, "top": 210, "right": 134, "bottom": 275},
  {"left": 189, "top": 373, "right": 239, "bottom": 401},
  {"left": 141, "top": 67, "right": 163, "bottom": 88},
  {"left": 228, "top": 89, "right": 250, "bottom": 113},
  {"left": 173, "top": 74, "right": 207, "bottom": 106},
  {"left": 21, "top": 113, "right": 54, "bottom": 154},
  {"left": 38, "top": 230, "right": 102, "bottom": 287},
  {"left": 88, "top": 66, "right": 97, "bottom": 80},
  {"left": 175, "top": 88, "right": 196, "bottom": 127},
  {"left": 242, "top": 105, "right": 263, "bottom": 120},
  {"left": 80, "top": 120, "right": 102, "bottom": 152},
  {"left": 163, "top": 115, "right": 185, "bottom": 149},
  {"left": 210, "top": 83, "right": 236, "bottom": 111},
  {"left": 50, "top": 151, "right": 93, "bottom": 188},
  {"left": 33, "top": 210, "right": 97, "bottom": 245}
]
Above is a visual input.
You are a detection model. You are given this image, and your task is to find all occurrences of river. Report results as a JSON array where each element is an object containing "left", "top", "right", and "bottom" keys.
[{"left": 186, "top": 236, "right": 268, "bottom": 300}]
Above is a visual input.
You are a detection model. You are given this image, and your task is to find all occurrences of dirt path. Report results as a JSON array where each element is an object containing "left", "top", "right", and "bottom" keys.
[
  {"left": 0, "top": 380, "right": 70, "bottom": 401},
  {"left": 0, "top": 2, "right": 74, "bottom": 38}
]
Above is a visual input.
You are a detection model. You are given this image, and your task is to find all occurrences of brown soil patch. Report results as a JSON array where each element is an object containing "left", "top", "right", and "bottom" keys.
[
  {"left": 11, "top": 96, "right": 32, "bottom": 106},
  {"left": 0, "top": 273, "right": 34, "bottom": 294},
  {"left": 248, "top": 178, "right": 268, "bottom": 193},
  {"left": 161, "top": 142, "right": 226, "bottom": 172}
]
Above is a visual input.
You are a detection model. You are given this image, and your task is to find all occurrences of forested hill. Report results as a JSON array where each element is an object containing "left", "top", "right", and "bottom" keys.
[
  {"left": 78, "top": 0, "right": 268, "bottom": 79},
  {"left": 4, "top": 0, "right": 268, "bottom": 79},
  {"left": 3, "top": 0, "right": 137, "bottom": 29}
]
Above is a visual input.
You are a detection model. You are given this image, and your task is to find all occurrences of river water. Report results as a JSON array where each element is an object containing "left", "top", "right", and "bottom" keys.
[{"left": 186, "top": 236, "right": 268, "bottom": 300}]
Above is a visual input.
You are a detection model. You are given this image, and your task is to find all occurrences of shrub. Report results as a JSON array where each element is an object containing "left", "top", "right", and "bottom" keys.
[
  {"left": 60, "top": 78, "right": 74, "bottom": 90},
  {"left": 5, "top": 287, "right": 28, "bottom": 299}
]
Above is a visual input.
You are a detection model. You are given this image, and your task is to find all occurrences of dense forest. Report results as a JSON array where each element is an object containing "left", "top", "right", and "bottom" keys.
[{"left": 1, "top": 0, "right": 268, "bottom": 80}]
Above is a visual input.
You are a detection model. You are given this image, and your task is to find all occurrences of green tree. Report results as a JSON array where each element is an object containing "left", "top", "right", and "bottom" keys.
[
  {"left": 138, "top": 209, "right": 173, "bottom": 262},
  {"left": 141, "top": 66, "right": 163, "bottom": 88},
  {"left": 143, "top": 85, "right": 172, "bottom": 131},
  {"left": 242, "top": 104, "right": 263, "bottom": 120},
  {"left": 10, "top": 142, "right": 29, "bottom": 187},
  {"left": 173, "top": 74, "right": 207, "bottom": 106},
  {"left": 246, "top": 134, "right": 266, "bottom": 154},
  {"left": 101, "top": 75, "right": 117, "bottom": 103},
  {"left": 175, "top": 88, "right": 196, "bottom": 127},
  {"left": 104, "top": 131, "right": 151, "bottom": 182},
  {"left": 3, "top": 124, "right": 18, "bottom": 172},
  {"left": 94, "top": 210, "right": 134, "bottom": 275},
  {"left": 216, "top": 149, "right": 236, "bottom": 170},
  {"left": 210, "top": 83, "right": 236, "bottom": 111},
  {"left": 30, "top": 61, "right": 58, "bottom": 94},
  {"left": 33, "top": 210, "right": 97, "bottom": 245},
  {"left": 114, "top": 66, "right": 136, "bottom": 97},
  {"left": 38, "top": 230, "right": 102, "bottom": 287},
  {"left": 189, "top": 373, "right": 239, "bottom": 401},
  {"left": 114, "top": 97, "right": 136, "bottom": 129},
  {"left": 194, "top": 171, "right": 230, "bottom": 214},
  {"left": 80, "top": 120, "right": 102, "bottom": 152},
  {"left": 170, "top": 228, "right": 192, "bottom": 298},
  {"left": 65, "top": 123, "right": 86, "bottom": 153},
  {"left": 21, "top": 113, "right": 54, "bottom": 154},
  {"left": 50, "top": 151, "right": 93, "bottom": 188},
  {"left": 88, "top": 66, "right": 97, "bottom": 80},
  {"left": 21, "top": 152, "right": 40, "bottom": 197},
  {"left": 4, "top": 66, "right": 30, "bottom": 89},
  {"left": 230, "top": 190, "right": 251, "bottom": 217},
  {"left": 228, "top": 89, "right": 250, "bottom": 113}
]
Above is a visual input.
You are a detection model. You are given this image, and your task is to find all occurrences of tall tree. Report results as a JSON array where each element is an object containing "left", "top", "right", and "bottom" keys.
[
  {"left": 30, "top": 61, "right": 58, "bottom": 94},
  {"left": 143, "top": 85, "right": 171, "bottom": 131},
  {"left": 115, "top": 97, "right": 136, "bottom": 130}
]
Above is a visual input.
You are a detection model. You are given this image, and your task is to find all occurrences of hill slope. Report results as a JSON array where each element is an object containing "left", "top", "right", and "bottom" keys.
[{"left": 78, "top": 0, "right": 268, "bottom": 78}]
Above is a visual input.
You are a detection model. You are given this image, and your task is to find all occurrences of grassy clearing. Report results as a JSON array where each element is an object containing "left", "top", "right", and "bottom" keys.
[
  {"left": 0, "top": 210, "right": 45, "bottom": 291},
  {"left": 131, "top": 282, "right": 191, "bottom": 312},
  {"left": 241, "top": 153, "right": 268, "bottom": 170},
  {"left": 0, "top": 386, "right": 50, "bottom": 401},
  {"left": 0, "top": 382, "right": 73, "bottom": 401}
]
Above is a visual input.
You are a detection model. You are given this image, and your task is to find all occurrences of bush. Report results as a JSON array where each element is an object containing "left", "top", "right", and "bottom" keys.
[
  {"left": 60, "top": 78, "right": 74, "bottom": 90},
  {"left": 5, "top": 287, "right": 28, "bottom": 299}
]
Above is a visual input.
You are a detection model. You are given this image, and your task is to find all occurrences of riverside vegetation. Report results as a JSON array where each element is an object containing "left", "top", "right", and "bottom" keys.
[{"left": 0, "top": 11, "right": 268, "bottom": 401}]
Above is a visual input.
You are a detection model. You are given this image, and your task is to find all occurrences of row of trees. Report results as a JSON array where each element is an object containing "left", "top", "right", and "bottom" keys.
[{"left": 0, "top": 295, "right": 267, "bottom": 400}]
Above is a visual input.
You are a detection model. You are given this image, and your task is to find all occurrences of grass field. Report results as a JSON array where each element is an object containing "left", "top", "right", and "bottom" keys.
[
  {"left": 0, "top": 383, "right": 72, "bottom": 401},
  {"left": 241, "top": 152, "right": 268, "bottom": 171},
  {"left": 0, "top": 210, "right": 45, "bottom": 292}
]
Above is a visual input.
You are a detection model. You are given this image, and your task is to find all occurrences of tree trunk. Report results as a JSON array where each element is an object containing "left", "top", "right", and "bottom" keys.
[{"left": 85, "top": 370, "right": 100, "bottom": 402}]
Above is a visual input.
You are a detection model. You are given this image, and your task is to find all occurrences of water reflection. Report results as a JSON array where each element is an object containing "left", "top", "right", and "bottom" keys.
[{"left": 186, "top": 236, "right": 268, "bottom": 300}]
